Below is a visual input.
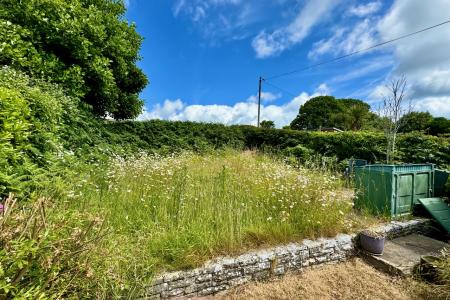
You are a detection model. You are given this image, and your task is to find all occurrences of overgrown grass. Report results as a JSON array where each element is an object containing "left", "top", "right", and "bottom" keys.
[
  {"left": 59, "top": 150, "right": 378, "bottom": 291},
  {"left": 2, "top": 150, "right": 381, "bottom": 297}
]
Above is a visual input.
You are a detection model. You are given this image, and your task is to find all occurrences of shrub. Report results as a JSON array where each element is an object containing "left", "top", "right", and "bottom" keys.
[
  {"left": 0, "top": 67, "right": 81, "bottom": 197},
  {"left": 284, "top": 145, "right": 314, "bottom": 163}
]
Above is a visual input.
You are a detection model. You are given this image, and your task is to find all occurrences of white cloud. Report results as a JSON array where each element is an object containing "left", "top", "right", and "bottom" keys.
[
  {"left": 246, "top": 91, "right": 281, "bottom": 103},
  {"left": 139, "top": 99, "right": 185, "bottom": 120},
  {"left": 139, "top": 85, "right": 328, "bottom": 127},
  {"left": 365, "top": 0, "right": 450, "bottom": 117},
  {"left": 316, "top": 83, "right": 330, "bottom": 95},
  {"left": 308, "top": 18, "right": 378, "bottom": 59},
  {"left": 252, "top": 0, "right": 340, "bottom": 58},
  {"left": 377, "top": 0, "right": 450, "bottom": 99},
  {"left": 307, "top": 0, "right": 450, "bottom": 118},
  {"left": 348, "top": 1, "right": 382, "bottom": 17},
  {"left": 172, "top": 0, "right": 260, "bottom": 41},
  {"left": 330, "top": 56, "right": 393, "bottom": 83},
  {"left": 174, "top": 0, "right": 242, "bottom": 19},
  {"left": 414, "top": 97, "right": 450, "bottom": 118}
]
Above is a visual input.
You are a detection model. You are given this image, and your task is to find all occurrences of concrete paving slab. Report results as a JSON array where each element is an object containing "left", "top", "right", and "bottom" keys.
[{"left": 361, "top": 234, "right": 449, "bottom": 276}]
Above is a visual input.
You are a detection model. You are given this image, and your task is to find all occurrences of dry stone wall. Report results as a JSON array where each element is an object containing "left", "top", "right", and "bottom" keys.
[{"left": 143, "top": 219, "right": 431, "bottom": 299}]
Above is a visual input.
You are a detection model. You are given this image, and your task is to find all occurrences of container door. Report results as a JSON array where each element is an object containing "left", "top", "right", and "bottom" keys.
[
  {"left": 434, "top": 170, "right": 449, "bottom": 197},
  {"left": 396, "top": 174, "right": 413, "bottom": 214},
  {"left": 414, "top": 172, "right": 431, "bottom": 203}
]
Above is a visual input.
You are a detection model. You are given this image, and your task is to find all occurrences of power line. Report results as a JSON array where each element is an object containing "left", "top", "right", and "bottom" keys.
[
  {"left": 263, "top": 80, "right": 297, "bottom": 97},
  {"left": 265, "top": 20, "right": 450, "bottom": 80}
]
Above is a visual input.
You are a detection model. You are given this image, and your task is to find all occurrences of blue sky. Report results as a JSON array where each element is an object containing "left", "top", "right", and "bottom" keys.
[{"left": 125, "top": 0, "right": 450, "bottom": 127}]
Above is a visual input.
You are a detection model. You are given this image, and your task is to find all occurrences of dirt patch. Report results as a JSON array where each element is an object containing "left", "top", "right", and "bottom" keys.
[{"left": 213, "top": 258, "right": 430, "bottom": 300}]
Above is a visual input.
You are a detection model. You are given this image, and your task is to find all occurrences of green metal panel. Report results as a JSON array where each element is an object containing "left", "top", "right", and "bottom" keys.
[
  {"left": 397, "top": 174, "right": 413, "bottom": 214},
  {"left": 414, "top": 173, "right": 431, "bottom": 202},
  {"left": 355, "top": 164, "right": 434, "bottom": 218},
  {"left": 418, "top": 197, "right": 450, "bottom": 233},
  {"left": 348, "top": 159, "right": 367, "bottom": 173},
  {"left": 355, "top": 166, "right": 394, "bottom": 216},
  {"left": 434, "top": 170, "right": 449, "bottom": 197}
]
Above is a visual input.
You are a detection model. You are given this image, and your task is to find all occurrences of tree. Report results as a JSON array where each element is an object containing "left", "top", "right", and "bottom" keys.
[
  {"left": 339, "top": 99, "right": 371, "bottom": 130},
  {"left": 0, "top": 0, "right": 147, "bottom": 119},
  {"left": 398, "top": 111, "right": 433, "bottom": 133},
  {"left": 260, "top": 120, "right": 275, "bottom": 129},
  {"left": 363, "top": 112, "right": 388, "bottom": 131},
  {"left": 290, "top": 96, "right": 342, "bottom": 130},
  {"left": 429, "top": 117, "right": 450, "bottom": 136},
  {"left": 289, "top": 96, "right": 371, "bottom": 131},
  {"left": 380, "top": 76, "right": 411, "bottom": 163}
]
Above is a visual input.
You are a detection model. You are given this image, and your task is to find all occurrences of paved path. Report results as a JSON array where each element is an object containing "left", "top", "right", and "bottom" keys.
[{"left": 362, "top": 234, "right": 449, "bottom": 275}]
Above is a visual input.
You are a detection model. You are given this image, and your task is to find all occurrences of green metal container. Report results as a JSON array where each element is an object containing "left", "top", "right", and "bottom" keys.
[
  {"left": 434, "top": 169, "right": 449, "bottom": 197},
  {"left": 354, "top": 164, "right": 435, "bottom": 217}
]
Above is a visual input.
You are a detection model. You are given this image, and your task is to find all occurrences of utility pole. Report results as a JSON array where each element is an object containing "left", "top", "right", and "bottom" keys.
[{"left": 257, "top": 76, "right": 263, "bottom": 127}]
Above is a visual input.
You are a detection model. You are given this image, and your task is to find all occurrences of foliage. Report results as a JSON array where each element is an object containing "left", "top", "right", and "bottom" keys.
[
  {"left": 429, "top": 117, "right": 450, "bottom": 136},
  {"left": 290, "top": 96, "right": 342, "bottom": 130},
  {"left": 399, "top": 111, "right": 433, "bottom": 133},
  {"left": 289, "top": 96, "right": 374, "bottom": 131},
  {"left": 64, "top": 119, "right": 450, "bottom": 169},
  {"left": 0, "top": 195, "right": 106, "bottom": 299},
  {"left": 0, "top": 0, "right": 147, "bottom": 119},
  {"left": 283, "top": 145, "right": 314, "bottom": 163},
  {"left": 398, "top": 112, "right": 450, "bottom": 136},
  {"left": 396, "top": 133, "right": 450, "bottom": 168},
  {"left": 260, "top": 120, "right": 275, "bottom": 129},
  {"left": 335, "top": 99, "right": 372, "bottom": 131},
  {"left": 415, "top": 249, "right": 450, "bottom": 300},
  {"left": 0, "top": 67, "right": 79, "bottom": 196}
]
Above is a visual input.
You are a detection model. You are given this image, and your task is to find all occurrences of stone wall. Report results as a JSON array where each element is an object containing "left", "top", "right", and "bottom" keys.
[{"left": 143, "top": 218, "right": 431, "bottom": 299}]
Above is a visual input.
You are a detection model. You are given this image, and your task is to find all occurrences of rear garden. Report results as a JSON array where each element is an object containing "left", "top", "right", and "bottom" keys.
[
  {"left": 3, "top": 147, "right": 449, "bottom": 299},
  {"left": 1, "top": 67, "right": 449, "bottom": 299},
  {"left": 2, "top": 150, "right": 381, "bottom": 298}
]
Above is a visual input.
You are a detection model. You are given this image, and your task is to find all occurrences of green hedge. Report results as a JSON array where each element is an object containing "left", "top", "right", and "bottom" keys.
[{"left": 97, "top": 121, "right": 450, "bottom": 168}]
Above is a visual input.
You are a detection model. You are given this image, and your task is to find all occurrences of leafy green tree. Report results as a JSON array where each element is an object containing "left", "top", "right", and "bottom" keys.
[
  {"left": 260, "top": 120, "right": 275, "bottom": 129},
  {"left": 290, "top": 96, "right": 372, "bottom": 131},
  {"left": 429, "top": 117, "right": 450, "bottom": 136},
  {"left": 363, "top": 113, "right": 388, "bottom": 131},
  {"left": 290, "top": 96, "right": 342, "bottom": 130},
  {"left": 398, "top": 111, "right": 433, "bottom": 133},
  {"left": 0, "top": 0, "right": 147, "bottom": 119},
  {"left": 338, "top": 99, "right": 371, "bottom": 130}
]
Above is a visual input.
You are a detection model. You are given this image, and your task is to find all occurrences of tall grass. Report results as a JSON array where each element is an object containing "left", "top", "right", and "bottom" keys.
[
  {"left": 65, "top": 150, "right": 357, "bottom": 272},
  {"left": 2, "top": 150, "right": 381, "bottom": 297}
]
